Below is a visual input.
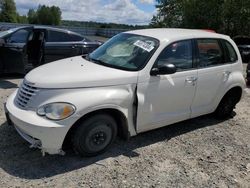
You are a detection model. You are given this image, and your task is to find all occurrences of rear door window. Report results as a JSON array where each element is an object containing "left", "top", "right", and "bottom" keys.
[
  {"left": 70, "top": 34, "right": 83, "bottom": 41},
  {"left": 47, "top": 30, "right": 72, "bottom": 42},
  {"left": 197, "top": 39, "right": 224, "bottom": 67}
]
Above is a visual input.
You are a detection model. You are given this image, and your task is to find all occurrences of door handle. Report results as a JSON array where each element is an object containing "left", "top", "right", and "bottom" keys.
[
  {"left": 185, "top": 77, "right": 197, "bottom": 85},
  {"left": 11, "top": 46, "right": 22, "bottom": 50},
  {"left": 185, "top": 77, "right": 197, "bottom": 82},
  {"left": 10, "top": 47, "right": 23, "bottom": 52}
]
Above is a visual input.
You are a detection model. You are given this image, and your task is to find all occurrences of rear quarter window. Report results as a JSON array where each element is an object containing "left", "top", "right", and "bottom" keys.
[{"left": 222, "top": 40, "right": 238, "bottom": 62}]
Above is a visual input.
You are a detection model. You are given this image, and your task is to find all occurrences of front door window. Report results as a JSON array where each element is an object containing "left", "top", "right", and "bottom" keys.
[
  {"left": 157, "top": 40, "right": 193, "bottom": 71},
  {"left": 8, "top": 29, "right": 30, "bottom": 43}
]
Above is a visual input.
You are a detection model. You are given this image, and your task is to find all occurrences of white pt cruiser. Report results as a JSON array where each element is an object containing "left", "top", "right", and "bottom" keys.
[{"left": 5, "top": 29, "right": 246, "bottom": 156}]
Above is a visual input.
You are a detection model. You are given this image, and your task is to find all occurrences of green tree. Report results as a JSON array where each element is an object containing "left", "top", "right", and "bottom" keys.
[
  {"left": 182, "top": 0, "right": 223, "bottom": 30},
  {"left": 151, "top": 0, "right": 250, "bottom": 37},
  {"left": 50, "top": 6, "right": 61, "bottom": 25},
  {"left": 27, "top": 9, "right": 37, "bottom": 24},
  {"left": 0, "top": 0, "right": 18, "bottom": 22},
  {"left": 151, "top": 0, "right": 183, "bottom": 28},
  {"left": 27, "top": 5, "right": 61, "bottom": 25},
  {"left": 222, "top": 0, "right": 250, "bottom": 36},
  {"left": 17, "top": 15, "right": 28, "bottom": 23},
  {"left": 36, "top": 5, "right": 51, "bottom": 25}
]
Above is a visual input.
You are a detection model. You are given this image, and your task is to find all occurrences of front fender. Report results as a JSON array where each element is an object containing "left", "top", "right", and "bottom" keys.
[{"left": 30, "top": 84, "right": 137, "bottom": 136}]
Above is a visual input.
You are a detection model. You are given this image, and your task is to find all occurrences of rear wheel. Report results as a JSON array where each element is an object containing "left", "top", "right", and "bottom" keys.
[
  {"left": 0, "top": 59, "right": 4, "bottom": 75},
  {"left": 214, "top": 95, "right": 238, "bottom": 119},
  {"left": 247, "top": 79, "right": 250, "bottom": 86},
  {"left": 247, "top": 66, "right": 250, "bottom": 86},
  {"left": 72, "top": 114, "right": 117, "bottom": 157}
]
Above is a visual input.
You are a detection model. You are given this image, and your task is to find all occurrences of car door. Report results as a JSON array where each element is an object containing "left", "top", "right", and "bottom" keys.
[
  {"left": 136, "top": 39, "right": 198, "bottom": 133},
  {"left": 44, "top": 30, "right": 80, "bottom": 63},
  {"left": 1, "top": 27, "right": 33, "bottom": 74},
  {"left": 191, "top": 38, "right": 233, "bottom": 117}
]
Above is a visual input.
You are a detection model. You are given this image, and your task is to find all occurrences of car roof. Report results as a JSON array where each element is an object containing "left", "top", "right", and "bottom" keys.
[
  {"left": 125, "top": 28, "right": 231, "bottom": 42},
  {"left": 34, "top": 26, "right": 82, "bottom": 36},
  {"left": 13, "top": 26, "right": 82, "bottom": 37}
]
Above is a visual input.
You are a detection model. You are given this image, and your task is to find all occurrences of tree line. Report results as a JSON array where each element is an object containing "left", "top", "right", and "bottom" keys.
[
  {"left": 0, "top": 0, "right": 145, "bottom": 29},
  {"left": 0, "top": 0, "right": 249, "bottom": 36},
  {"left": 62, "top": 20, "right": 147, "bottom": 29},
  {"left": 151, "top": 0, "right": 250, "bottom": 37},
  {"left": 0, "top": 0, "right": 61, "bottom": 25}
]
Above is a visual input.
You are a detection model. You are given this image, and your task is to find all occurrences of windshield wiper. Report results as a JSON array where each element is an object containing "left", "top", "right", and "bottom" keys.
[
  {"left": 82, "top": 53, "right": 90, "bottom": 60},
  {"left": 89, "top": 57, "right": 106, "bottom": 65},
  {"left": 82, "top": 54, "right": 107, "bottom": 66}
]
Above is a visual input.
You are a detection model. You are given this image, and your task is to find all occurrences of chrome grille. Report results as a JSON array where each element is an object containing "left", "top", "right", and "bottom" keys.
[{"left": 15, "top": 81, "right": 39, "bottom": 109}]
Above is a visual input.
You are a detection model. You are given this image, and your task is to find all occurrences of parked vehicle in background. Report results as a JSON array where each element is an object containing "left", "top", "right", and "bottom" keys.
[
  {"left": 5, "top": 29, "right": 245, "bottom": 157},
  {"left": 0, "top": 26, "right": 102, "bottom": 74},
  {"left": 247, "top": 62, "right": 250, "bottom": 85},
  {"left": 233, "top": 36, "right": 250, "bottom": 63}
]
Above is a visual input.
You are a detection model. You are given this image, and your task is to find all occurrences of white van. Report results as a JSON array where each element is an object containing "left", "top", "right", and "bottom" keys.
[{"left": 5, "top": 29, "right": 246, "bottom": 156}]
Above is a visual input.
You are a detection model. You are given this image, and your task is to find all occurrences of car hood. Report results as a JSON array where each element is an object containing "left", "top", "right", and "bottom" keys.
[{"left": 25, "top": 56, "right": 138, "bottom": 88}]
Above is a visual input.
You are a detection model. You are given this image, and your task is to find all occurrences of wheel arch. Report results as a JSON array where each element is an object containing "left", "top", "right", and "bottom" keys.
[
  {"left": 224, "top": 86, "right": 243, "bottom": 101},
  {"left": 216, "top": 85, "right": 243, "bottom": 110},
  {"left": 62, "top": 108, "right": 130, "bottom": 150}
]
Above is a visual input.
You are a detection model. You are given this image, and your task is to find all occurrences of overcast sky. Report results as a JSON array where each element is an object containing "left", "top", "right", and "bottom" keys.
[{"left": 15, "top": 0, "right": 156, "bottom": 25}]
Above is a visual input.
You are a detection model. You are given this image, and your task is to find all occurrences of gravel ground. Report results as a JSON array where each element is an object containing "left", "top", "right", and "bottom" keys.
[{"left": 0, "top": 65, "right": 249, "bottom": 187}]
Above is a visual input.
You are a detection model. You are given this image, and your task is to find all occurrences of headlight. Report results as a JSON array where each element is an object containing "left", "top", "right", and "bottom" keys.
[{"left": 37, "top": 103, "right": 76, "bottom": 120}]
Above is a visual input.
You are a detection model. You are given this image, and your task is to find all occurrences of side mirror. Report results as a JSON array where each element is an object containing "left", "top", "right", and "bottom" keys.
[
  {"left": 151, "top": 64, "right": 177, "bottom": 76},
  {"left": 0, "top": 38, "right": 5, "bottom": 46}
]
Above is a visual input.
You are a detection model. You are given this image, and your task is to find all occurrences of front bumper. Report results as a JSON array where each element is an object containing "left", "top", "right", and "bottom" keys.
[{"left": 5, "top": 90, "right": 72, "bottom": 155}]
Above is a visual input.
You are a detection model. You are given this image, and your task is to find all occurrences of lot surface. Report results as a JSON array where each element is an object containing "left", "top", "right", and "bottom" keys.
[{"left": 0, "top": 65, "right": 249, "bottom": 187}]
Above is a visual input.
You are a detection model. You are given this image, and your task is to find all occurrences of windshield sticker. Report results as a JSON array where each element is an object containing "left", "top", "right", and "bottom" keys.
[
  {"left": 133, "top": 40, "right": 154, "bottom": 52},
  {"left": 145, "top": 40, "right": 155, "bottom": 46}
]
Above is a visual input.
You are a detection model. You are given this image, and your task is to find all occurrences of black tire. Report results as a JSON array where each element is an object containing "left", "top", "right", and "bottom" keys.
[
  {"left": 247, "top": 79, "right": 250, "bottom": 86},
  {"left": 0, "top": 60, "right": 4, "bottom": 75},
  {"left": 214, "top": 95, "right": 237, "bottom": 119},
  {"left": 72, "top": 114, "right": 117, "bottom": 157}
]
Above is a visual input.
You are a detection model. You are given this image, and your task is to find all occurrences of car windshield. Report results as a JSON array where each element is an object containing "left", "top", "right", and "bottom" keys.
[
  {"left": 88, "top": 33, "right": 159, "bottom": 71},
  {"left": 0, "top": 28, "right": 18, "bottom": 38}
]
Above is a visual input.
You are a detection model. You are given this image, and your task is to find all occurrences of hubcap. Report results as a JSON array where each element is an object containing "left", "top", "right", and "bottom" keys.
[
  {"left": 85, "top": 122, "right": 113, "bottom": 153},
  {"left": 91, "top": 131, "right": 106, "bottom": 145}
]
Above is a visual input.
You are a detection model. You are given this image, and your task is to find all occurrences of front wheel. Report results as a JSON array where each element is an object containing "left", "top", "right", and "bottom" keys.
[{"left": 72, "top": 114, "right": 117, "bottom": 157}]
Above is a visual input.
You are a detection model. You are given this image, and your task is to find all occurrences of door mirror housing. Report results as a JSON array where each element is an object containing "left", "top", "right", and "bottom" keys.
[{"left": 151, "top": 64, "right": 177, "bottom": 76}]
